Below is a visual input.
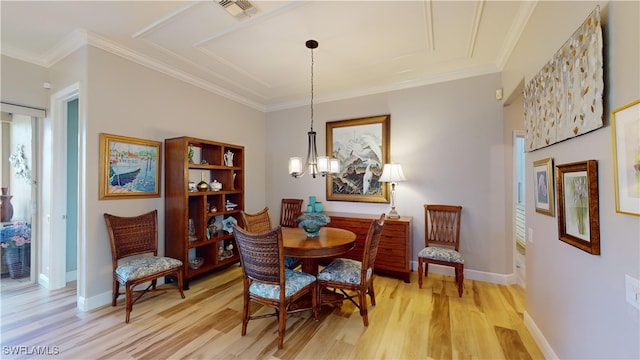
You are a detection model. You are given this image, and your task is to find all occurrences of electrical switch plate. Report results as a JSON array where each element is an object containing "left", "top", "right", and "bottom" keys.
[
  {"left": 527, "top": 228, "right": 533, "bottom": 243},
  {"left": 625, "top": 275, "right": 640, "bottom": 310}
]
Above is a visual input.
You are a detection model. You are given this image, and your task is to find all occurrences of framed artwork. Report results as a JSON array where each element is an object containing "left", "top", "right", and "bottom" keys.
[
  {"left": 533, "top": 158, "right": 555, "bottom": 217},
  {"left": 326, "top": 114, "right": 390, "bottom": 203},
  {"left": 611, "top": 99, "right": 640, "bottom": 216},
  {"left": 556, "top": 160, "right": 600, "bottom": 255},
  {"left": 99, "top": 133, "right": 162, "bottom": 199}
]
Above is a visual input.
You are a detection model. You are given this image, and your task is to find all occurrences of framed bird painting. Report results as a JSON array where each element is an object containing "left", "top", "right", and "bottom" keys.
[{"left": 326, "top": 114, "right": 390, "bottom": 203}]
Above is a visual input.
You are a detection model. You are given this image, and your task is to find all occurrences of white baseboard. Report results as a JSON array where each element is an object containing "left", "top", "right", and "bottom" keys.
[
  {"left": 78, "top": 277, "right": 167, "bottom": 311},
  {"left": 38, "top": 273, "right": 50, "bottom": 289},
  {"left": 525, "top": 311, "right": 558, "bottom": 359},
  {"left": 410, "top": 261, "right": 517, "bottom": 285},
  {"left": 66, "top": 270, "right": 77, "bottom": 282}
]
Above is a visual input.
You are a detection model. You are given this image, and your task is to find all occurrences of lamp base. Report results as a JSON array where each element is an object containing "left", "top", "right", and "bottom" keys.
[{"left": 387, "top": 208, "right": 400, "bottom": 219}]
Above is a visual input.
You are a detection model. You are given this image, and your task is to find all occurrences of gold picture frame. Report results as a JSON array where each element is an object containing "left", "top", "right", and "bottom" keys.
[
  {"left": 326, "top": 115, "right": 390, "bottom": 203},
  {"left": 533, "top": 158, "right": 555, "bottom": 217},
  {"left": 556, "top": 160, "right": 600, "bottom": 255},
  {"left": 611, "top": 99, "right": 640, "bottom": 216},
  {"left": 99, "top": 133, "right": 162, "bottom": 199}
]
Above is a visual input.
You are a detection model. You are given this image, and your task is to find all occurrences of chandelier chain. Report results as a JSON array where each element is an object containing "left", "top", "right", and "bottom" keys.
[{"left": 310, "top": 46, "right": 315, "bottom": 132}]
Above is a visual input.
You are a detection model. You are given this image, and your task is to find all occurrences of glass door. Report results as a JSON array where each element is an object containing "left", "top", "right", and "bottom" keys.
[{"left": 1, "top": 107, "right": 39, "bottom": 290}]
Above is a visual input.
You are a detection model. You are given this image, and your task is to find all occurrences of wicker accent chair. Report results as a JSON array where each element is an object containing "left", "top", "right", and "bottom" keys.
[
  {"left": 279, "top": 198, "right": 303, "bottom": 227},
  {"left": 103, "top": 210, "right": 185, "bottom": 323},
  {"left": 232, "top": 225, "right": 318, "bottom": 349},
  {"left": 279, "top": 198, "right": 303, "bottom": 269},
  {"left": 418, "top": 204, "right": 464, "bottom": 297},
  {"left": 317, "top": 213, "right": 385, "bottom": 326},
  {"left": 241, "top": 207, "right": 299, "bottom": 270}
]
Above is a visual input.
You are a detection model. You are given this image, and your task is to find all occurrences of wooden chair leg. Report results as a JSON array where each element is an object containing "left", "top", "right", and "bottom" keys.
[
  {"left": 359, "top": 290, "right": 369, "bottom": 326},
  {"left": 112, "top": 278, "right": 119, "bottom": 306},
  {"left": 176, "top": 270, "right": 186, "bottom": 299},
  {"left": 125, "top": 283, "right": 133, "bottom": 323},
  {"left": 456, "top": 264, "right": 464, "bottom": 297},
  {"left": 418, "top": 258, "right": 424, "bottom": 288},
  {"left": 368, "top": 283, "right": 376, "bottom": 306},
  {"left": 277, "top": 304, "right": 286, "bottom": 349},
  {"left": 241, "top": 294, "right": 249, "bottom": 336}
]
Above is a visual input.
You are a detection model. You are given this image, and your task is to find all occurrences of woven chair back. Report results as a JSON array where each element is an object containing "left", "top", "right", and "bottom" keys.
[
  {"left": 233, "top": 225, "right": 283, "bottom": 285},
  {"left": 241, "top": 207, "right": 272, "bottom": 233},
  {"left": 361, "top": 214, "right": 385, "bottom": 278},
  {"left": 425, "top": 204, "right": 462, "bottom": 251},
  {"left": 279, "top": 199, "right": 303, "bottom": 227},
  {"left": 104, "top": 210, "right": 158, "bottom": 262}
]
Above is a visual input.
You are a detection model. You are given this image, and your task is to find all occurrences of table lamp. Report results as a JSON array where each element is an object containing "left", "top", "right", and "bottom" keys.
[{"left": 378, "top": 163, "right": 406, "bottom": 218}]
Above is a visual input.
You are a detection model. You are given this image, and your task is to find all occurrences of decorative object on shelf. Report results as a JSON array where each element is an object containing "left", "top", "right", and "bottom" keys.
[
  {"left": 533, "top": 158, "right": 555, "bottom": 217},
  {"left": 305, "top": 195, "right": 323, "bottom": 213},
  {"left": 224, "top": 150, "right": 234, "bottom": 167},
  {"left": 218, "top": 241, "right": 234, "bottom": 260},
  {"left": 210, "top": 180, "right": 222, "bottom": 191},
  {"left": 611, "top": 99, "right": 640, "bottom": 216},
  {"left": 296, "top": 212, "right": 330, "bottom": 238},
  {"left": 189, "top": 257, "right": 203, "bottom": 270},
  {"left": 188, "top": 218, "right": 197, "bottom": 242},
  {"left": 8, "top": 144, "right": 32, "bottom": 183},
  {"left": 225, "top": 200, "right": 238, "bottom": 211},
  {"left": 556, "top": 160, "right": 600, "bottom": 255},
  {"left": 222, "top": 216, "right": 238, "bottom": 233},
  {"left": 378, "top": 163, "right": 407, "bottom": 218},
  {"left": 288, "top": 40, "right": 339, "bottom": 179},
  {"left": 1, "top": 187, "right": 14, "bottom": 222},
  {"left": 99, "top": 133, "right": 162, "bottom": 199},
  {"left": 206, "top": 223, "right": 218, "bottom": 239},
  {"left": 200, "top": 159, "right": 208, "bottom": 165},
  {"left": 188, "top": 145, "right": 194, "bottom": 164},
  {"left": 188, "top": 181, "right": 196, "bottom": 192},
  {"left": 197, "top": 172, "right": 209, "bottom": 192},
  {"left": 326, "top": 115, "right": 390, "bottom": 203}
]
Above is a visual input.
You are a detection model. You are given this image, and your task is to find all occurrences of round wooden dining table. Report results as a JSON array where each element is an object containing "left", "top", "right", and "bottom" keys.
[{"left": 281, "top": 226, "right": 356, "bottom": 276}]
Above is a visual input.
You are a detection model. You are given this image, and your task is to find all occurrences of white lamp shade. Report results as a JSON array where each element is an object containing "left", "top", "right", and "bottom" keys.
[
  {"left": 317, "top": 156, "right": 329, "bottom": 173},
  {"left": 288, "top": 157, "right": 302, "bottom": 174},
  {"left": 379, "top": 163, "right": 406, "bottom": 182},
  {"left": 329, "top": 158, "right": 340, "bottom": 173}
]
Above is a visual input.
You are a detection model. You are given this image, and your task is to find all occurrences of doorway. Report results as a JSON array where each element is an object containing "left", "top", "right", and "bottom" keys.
[{"left": 514, "top": 131, "right": 526, "bottom": 287}]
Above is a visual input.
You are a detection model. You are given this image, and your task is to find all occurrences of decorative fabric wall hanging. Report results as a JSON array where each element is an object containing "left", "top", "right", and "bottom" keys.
[{"left": 523, "top": 5, "right": 603, "bottom": 152}]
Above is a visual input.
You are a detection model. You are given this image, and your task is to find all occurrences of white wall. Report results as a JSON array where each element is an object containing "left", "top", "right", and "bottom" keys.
[
  {"left": 503, "top": 1, "right": 640, "bottom": 358},
  {"left": 266, "top": 73, "right": 510, "bottom": 276}
]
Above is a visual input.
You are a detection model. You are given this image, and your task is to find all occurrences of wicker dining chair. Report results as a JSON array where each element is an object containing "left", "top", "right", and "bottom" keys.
[
  {"left": 103, "top": 210, "right": 185, "bottom": 323},
  {"left": 418, "top": 204, "right": 464, "bottom": 296},
  {"left": 279, "top": 198, "right": 304, "bottom": 227},
  {"left": 240, "top": 207, "right": 272, "bottom": 233},
  {"left": 317, "top": 213, "right": 385, "bottom": 326},
  {"left": 279, "top": 199, "right": 304, "bottom": 269},
  {"left": 232, "top": 224, "right": 318, "bottom": 349},
  {"left": 241, "top": 207, "right": 300, "bottom": 270}
]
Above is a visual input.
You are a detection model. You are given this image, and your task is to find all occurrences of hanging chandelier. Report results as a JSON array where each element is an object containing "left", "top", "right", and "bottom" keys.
[{"left": 288, "top": 40, "right": 339, "bottom": 178}]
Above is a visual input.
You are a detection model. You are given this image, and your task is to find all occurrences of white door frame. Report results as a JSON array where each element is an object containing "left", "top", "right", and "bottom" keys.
[{"left": 43, "top": 82, "right": 82, "bottom": 295}]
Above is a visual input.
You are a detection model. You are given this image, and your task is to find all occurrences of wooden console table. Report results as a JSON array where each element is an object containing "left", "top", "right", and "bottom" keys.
[{"left": 325, "top": 212, "right": 412, "bottom": 283}]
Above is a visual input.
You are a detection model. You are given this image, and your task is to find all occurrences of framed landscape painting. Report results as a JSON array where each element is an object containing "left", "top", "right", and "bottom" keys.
[
  {"left": 556, "top": 160, "right": 600, "bottom": 255},
  {"left": 99, "top": 133, "right": 162, "bottom": 199},
  {"left": 326, "top": 115, "right": 390, "bottom": 203}
]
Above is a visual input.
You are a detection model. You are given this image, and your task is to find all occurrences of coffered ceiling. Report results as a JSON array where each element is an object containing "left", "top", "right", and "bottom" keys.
[{"left": 1, "top": 1, "right": 536, "bottom": 111}]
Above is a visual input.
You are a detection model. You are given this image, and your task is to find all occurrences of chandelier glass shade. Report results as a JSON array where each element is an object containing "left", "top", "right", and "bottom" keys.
[{"left": 288, "top": 40, "right": 339, "bottom": 178}]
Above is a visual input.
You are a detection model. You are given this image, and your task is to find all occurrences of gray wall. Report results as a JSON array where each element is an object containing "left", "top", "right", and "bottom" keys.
[{"left": 502, "top": 1, "right": 640, "bottom": 358}]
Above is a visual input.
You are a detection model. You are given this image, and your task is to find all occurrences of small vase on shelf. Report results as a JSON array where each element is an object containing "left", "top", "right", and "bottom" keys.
[{"left": 1, "top": 187, "right": 14, "bottom": 222}]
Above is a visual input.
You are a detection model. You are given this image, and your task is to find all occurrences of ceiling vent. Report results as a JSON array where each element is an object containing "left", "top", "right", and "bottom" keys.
[{"left": 218, "top": 0, "right": 257, "bottom": 17}]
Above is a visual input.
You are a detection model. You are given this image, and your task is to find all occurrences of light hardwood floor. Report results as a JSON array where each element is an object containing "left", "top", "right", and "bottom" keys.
[{"left": 0, "top": 265, "right": 544, "bottom": 359}]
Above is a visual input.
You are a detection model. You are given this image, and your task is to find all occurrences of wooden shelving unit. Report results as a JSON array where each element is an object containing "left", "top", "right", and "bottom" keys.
[{"left": 164, "top": 136, "right": 244, "bottom": 289}]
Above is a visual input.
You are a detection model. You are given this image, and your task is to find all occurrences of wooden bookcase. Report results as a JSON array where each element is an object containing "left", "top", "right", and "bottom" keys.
[
  {"left": 164, "top": 136, "right": 244, "bottom": 289},
  {"left": 326, "top": 212, "right": 412, "bottom": 283}
]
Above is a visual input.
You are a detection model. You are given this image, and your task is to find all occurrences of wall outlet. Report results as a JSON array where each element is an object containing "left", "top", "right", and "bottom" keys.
[{"left": 625, "top": 275, "right": 640, "bottom": 310}]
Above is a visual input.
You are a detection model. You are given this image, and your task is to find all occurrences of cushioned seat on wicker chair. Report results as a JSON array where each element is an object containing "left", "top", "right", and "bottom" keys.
[
  {"left": 232, "top": 225, "right": 318, "bottom": 349},
  {"left": 418, "top": 204, "right": 464, "bottom": 297},
  {"left": 241, "top": 207, "right": 299, "bottom": 269},
  {"left": 103, "top": 210, "right": 185, "bottom": 323},
  {"left": 317, "top": 213, "right": 385, "bottom": 326}
]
